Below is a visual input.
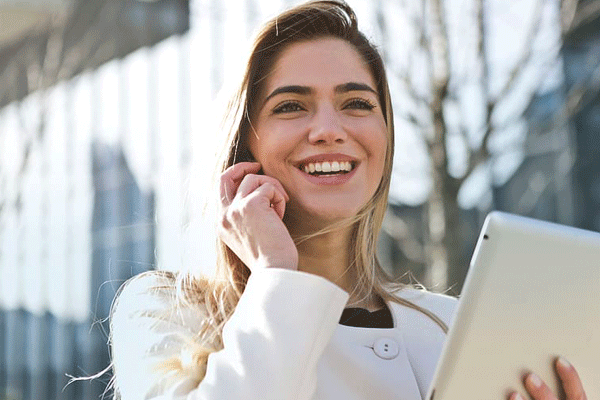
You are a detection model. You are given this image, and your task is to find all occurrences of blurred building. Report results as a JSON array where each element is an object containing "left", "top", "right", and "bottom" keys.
[
  {"left": 562, "top": 0, "right": 600, "bottom": 232},
  {"left": 0, "top": 0, "right": 188, "bottom": 399}
]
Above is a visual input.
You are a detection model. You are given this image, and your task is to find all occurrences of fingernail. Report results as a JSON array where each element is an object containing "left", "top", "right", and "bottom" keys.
[
  {"left": 528, "top": 373, "right": 542, "bottom": 388},
  {"left": 558, "top": 357, "right": 571, "bottom": 369},
  {"left": 513, "top": 393, "right": 525, "bottom": 400}
]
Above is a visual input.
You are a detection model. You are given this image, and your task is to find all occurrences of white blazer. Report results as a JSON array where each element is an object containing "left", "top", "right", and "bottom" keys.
[{"left": 112, "top": 268, "right": 457, "bottom": 400}]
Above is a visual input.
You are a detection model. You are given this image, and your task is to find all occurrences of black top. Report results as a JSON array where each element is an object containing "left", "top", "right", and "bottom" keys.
[{"left": 339, "top": 304, "right": 393, "bottom": 328}]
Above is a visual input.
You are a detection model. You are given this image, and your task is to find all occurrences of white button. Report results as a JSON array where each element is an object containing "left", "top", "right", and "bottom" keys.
[{"left": 373, "top": 337, "right": 399, "bottom": 360}]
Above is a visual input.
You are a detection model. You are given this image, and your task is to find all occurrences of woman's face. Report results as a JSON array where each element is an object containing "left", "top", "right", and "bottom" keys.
[{"left": 249, "top": 37, "right": 388, "bottom": 227}]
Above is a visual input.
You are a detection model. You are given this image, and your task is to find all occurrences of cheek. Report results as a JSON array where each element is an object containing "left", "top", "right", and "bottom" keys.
[
  {"left": 248, "top": 132, "right": 287, "bottom": 177},
  {"left": 251, "top": 121, "right": 302, "bottom": 165},
  {"left": 367, "top": 124, "right": 388, "bottom": 166},
  {"left": 248, "top": 125, "right": 274, "bottom": 166},
  {"left": 365, "top": 124, "right": 389, "bottom": 189}
]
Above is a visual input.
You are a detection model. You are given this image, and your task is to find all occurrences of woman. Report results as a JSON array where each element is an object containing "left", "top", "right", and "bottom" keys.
[{"left": 110, "top": 1, "right": 587, "bottom": 399}]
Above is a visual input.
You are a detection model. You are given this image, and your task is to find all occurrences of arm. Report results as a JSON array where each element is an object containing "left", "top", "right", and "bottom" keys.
[
  {"left": 196, "top": 268, "right": 348, "bottom": 399},
  {"left": 111, "top": 269, "right": 349, "bottom": 400},
  {"left": 112, "top": 162, "right": 346, "bottom": 399}
]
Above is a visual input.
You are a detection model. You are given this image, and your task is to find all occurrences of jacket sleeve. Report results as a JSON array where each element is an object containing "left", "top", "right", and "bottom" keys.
[{"left": 111, "top": 268, "right": 350, "bottom": 400}]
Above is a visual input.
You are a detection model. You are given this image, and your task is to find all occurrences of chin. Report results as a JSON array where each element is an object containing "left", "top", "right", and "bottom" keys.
[{"left": 290, "top": 201, "right": 365, "bottom": 226}]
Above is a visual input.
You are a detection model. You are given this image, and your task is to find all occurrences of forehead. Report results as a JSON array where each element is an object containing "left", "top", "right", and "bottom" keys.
[{"left": 265, "top": 37, "right": 376, "bottom": 94}]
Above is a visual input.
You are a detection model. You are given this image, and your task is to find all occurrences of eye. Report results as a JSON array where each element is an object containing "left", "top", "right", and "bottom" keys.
[
  {"left": 344, "top": 98, "right": 376, "bottom": 111},
  {"left": 272, "top": 101, "right": 306, "bottom": 114}
]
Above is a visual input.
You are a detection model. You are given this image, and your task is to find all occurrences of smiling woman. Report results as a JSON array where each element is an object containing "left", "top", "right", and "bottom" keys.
[
  {"left": 107, "top": 1, "right": 588, "bottom": 400},
  {"left": 250, "top": 37, "right": 387, "bottom": 231}
]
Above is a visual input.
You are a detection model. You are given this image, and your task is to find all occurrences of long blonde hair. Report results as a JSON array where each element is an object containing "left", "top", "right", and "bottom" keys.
[
  {"left": 110, "top": 0, "right": 448, "bottom": 395},
  {"left": 209, "top": 0, "right": 449, "bottom": 327}
]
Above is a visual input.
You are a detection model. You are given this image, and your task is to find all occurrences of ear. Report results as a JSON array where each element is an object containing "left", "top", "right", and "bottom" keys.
[
  {"left": 238, "top": 116, "right": 259, "bottom": 164},
  {"left": 234, "top": 142, "right": 256, "bottom": 164}
]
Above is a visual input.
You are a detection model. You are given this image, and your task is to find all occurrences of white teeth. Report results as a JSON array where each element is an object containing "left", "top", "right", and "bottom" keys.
[{"left": 302, "top": 161, "right": 355, "bottom": 175}]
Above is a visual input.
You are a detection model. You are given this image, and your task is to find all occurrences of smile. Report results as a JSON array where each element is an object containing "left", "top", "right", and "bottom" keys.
[{"left": 299, "top": 161, "right": 356, "bottom": 176}]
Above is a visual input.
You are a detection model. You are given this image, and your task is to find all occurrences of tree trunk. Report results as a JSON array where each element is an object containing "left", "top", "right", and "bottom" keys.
[
  {"left": 425, "top": 89, "right": 449, "bottom": 289},
  {"left": 425, "top": 0, "right": 453, "bottom": 290}
]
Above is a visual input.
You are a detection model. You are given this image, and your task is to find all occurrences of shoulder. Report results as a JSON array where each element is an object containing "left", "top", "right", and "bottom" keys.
[
  {"left": 398, "top": 287, "right": 457, "bottom": 314},
  {"left": 113, "top": 270, "right": 176, "bottom": 312},
  {"left": 112, "top": 270, "right": 211, "bottom": 341},
  {"left": 111, "top": 271, "right": 214, "bottom": 400},
  {"left": 113, "top": 271, "right": 179, "bottom": 326}
]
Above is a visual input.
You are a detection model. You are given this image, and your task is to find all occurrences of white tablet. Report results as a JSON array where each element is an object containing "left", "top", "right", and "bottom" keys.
[{"left": 426, "top": 211, "right": 600, "bottom": 400}]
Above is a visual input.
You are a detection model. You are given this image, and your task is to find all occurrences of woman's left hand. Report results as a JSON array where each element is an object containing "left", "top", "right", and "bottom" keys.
[{"left": 509, "top": 358, "right": 587, "bottom": 400}]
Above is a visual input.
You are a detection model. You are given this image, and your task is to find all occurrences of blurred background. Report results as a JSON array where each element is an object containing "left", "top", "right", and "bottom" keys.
[{"left": 0, "top": 0, "right": 598, "bottom": 398}]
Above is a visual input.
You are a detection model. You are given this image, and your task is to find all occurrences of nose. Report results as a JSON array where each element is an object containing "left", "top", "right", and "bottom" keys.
[{"left": 308, "top": 104, "right": 347, "bottom": 145}]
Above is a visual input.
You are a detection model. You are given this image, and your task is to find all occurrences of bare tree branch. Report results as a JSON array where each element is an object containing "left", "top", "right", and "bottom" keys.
[
  {"left": 494, "top": 56, "right": 600, "bottom": 138},
  {"left": 459, "top": 0, "right": 492, "bottom": 186},
  {"left": 462, "top": 133, "right": 491, "bottom": 185},
  {"left": 398, "top": 111, "right": 429, "bottom": 129},
  {"left": 475, "top": 0, "right": 487, "bottom": 90},
  {"left": 568, "top": 0, "right": 600, "bottom": 33},
  {"left": 462, "top": 0, "right": 560, "bottom": 186},
  {"left": 491, "top": 0, "right": 546, "bottom": 106},
  {"left": 390, "top": 65, "right": 431, "bottom": 107},
  {"left": 429, "top": 0, "right": 451, "bottom": 89},
  {"left": 564, "top": 59, "right": 600, "bottom": 116},
  {"left": 382, "top": 209, "right": 427, "bottom": 264},
  {"left": 560, "top": 0, "right": 580, "bottom": 33},
  {"left": 392, "top": 0, "right": 592, "bottom": 291}
]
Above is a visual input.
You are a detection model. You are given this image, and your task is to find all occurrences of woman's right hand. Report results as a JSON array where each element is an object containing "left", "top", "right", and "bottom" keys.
[{"left": 218, "top": 162, "right": 298, "bottom": 272}]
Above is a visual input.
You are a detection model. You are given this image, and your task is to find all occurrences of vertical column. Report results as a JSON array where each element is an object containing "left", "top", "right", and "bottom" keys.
[
  {"left": 0, "top": 107, "right": 8, "bottom": 398},
  {"left": 179, "top": 31, "right": 192, "bottom": 271},
  {"left": 26, "top": 313, "right": 52, "bottom": 400},
  {"left": 5, "top": 309, "right": 26, "bottom": 400},
  {"left": 50, "top": 316, "right": 77, "bottom": 400},
  {"left": 186, "top": 0, "right": 218, "bottom": 275},
  {"left": 0, "top": 310, "right": 5, "bottom": 398},
  {"left": 245, "top": 0, "right": 258, "bottom": 36},
  {"left": 54, "top": 79, "right": 77, "bottom": 400},
  {"left": 87, "top": 65, "right": 113, "bottom": 400},
  {"left": 210, "top": 0, "right": 224, "bottom": 96},
  {"left": 149, "top": 40, "right": 160, "bottom": 245}
]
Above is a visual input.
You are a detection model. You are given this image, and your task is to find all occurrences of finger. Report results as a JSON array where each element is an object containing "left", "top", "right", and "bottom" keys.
[
  {"left": 508, "top": 391, "right": 526, "bottom": 400},
  {"left": 555, "top": 357, "right": 587, "bottom": 400},
  {"left": 250, "top": 183, "right": 287, "bottom": 219},
  {"left": 237, "top": 174, "right": 289, "bottom": 202},
  {"left": 220, "top": 162, "right": 262, "bottom": 204},
  {"left": 241, "top": 180, "right": 287, "bottom": 219},
  {"left": 524, "top": 372, "right": 557, "bottom": 400}
]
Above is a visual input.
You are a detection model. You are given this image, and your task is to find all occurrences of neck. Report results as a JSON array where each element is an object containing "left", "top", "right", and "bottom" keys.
[
  {"left": 291, "top": 224, "right": 382, "bottom": 311},
  {"left": 284, "top": 212, "right": 383, "bottom": 310},
  {"left": 295, "top": 226, "right": 356, "bottom": 293}
]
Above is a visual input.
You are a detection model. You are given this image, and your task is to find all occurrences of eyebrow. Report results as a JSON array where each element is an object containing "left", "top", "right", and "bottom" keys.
[
  {"left": 263, "top": 85, "right": 311, "bottom": 104},
  {"left": 263, "top": 82, "right": 377, "bottom": 105},
  {"left": 334, "top": 82, "right": 377, "bottom": 95}
]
